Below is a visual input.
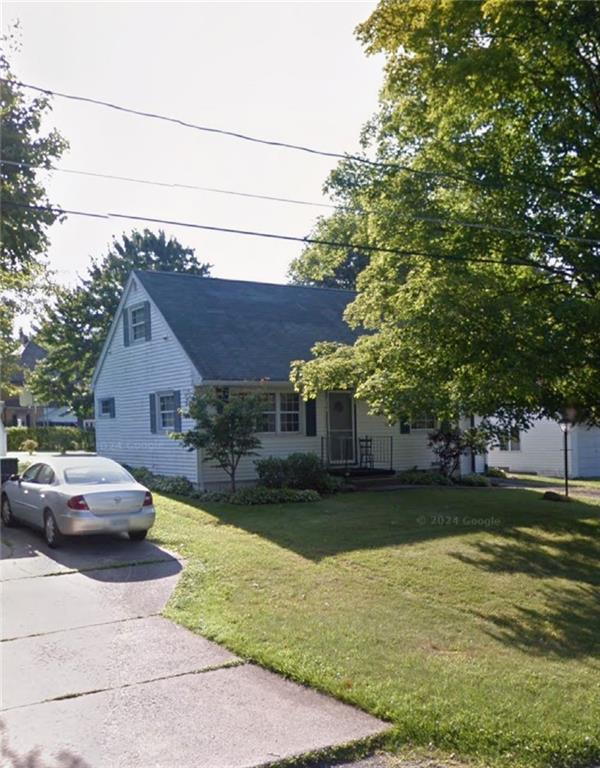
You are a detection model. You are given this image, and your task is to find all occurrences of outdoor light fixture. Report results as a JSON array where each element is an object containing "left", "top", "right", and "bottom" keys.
[{"left": 559, "top": 407, "right": 577, "bottom": 498}]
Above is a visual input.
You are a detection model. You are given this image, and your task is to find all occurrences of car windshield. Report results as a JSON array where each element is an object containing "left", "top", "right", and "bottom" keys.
[{"left": 63, "top": 463, "right": 132, "bottom": 485}]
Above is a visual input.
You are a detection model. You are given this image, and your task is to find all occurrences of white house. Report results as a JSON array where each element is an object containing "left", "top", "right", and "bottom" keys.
[
  {"left": 487, "top": 418, "right": 600, "bottom": 478},
  {"left": 92, "top": 270, "right": 483, "bottom": 489}
]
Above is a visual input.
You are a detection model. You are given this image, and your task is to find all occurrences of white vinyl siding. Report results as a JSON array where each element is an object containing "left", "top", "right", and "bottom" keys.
[
  {"left": 574, "top": 426, "right": 600, "bottom": 477},
  {"left": 488, "top": 418, "right": 571, "bottom": 477},
  {"left": 201, "top": 390, "right": 439, "bottom": 489},
  {"left": 94, "top": 279, "right": 199, "bottom": 482}
]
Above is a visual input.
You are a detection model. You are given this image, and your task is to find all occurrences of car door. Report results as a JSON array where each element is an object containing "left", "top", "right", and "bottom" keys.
[
  {"left": 31, "top": 464, "right": 57, "bottom": 528},
  {"left": 9, "top": 464, "right": 42, "bottom": 523}
]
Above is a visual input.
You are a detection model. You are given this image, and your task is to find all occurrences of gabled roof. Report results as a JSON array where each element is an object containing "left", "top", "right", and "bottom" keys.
[
  {"left": 134, "top": 271, "right": 358, "bottom": 381},
  {"left": 11, "top": 340, "right": 47, "bottom": 386}
]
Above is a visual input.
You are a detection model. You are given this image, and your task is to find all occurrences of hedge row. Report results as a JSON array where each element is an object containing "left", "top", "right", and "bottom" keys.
[{"left": 7, "top": 426, "right": 96, "bottom": 453}]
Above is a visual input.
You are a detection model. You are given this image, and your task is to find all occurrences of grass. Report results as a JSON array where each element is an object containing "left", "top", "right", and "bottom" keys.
[
  {"left": 508, "top": 473, "right": 600, "bottom": 490},
  {"left": 150, "top": 488, "right": 600, "bottom": 768}
]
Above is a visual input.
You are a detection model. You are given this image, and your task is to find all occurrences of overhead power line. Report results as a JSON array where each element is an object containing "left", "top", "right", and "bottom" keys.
[
  {"left": 0, "top": 159, "right": 335, "bottom": 210},
  {"left": 7, "top": 78, "right": 598, "bottom": 208},
  {"left": 2, "top": 159, "right": 598, "bottom": 246},
  {"left": 3, "top": 200, "right": 573, "bottom": 279}
]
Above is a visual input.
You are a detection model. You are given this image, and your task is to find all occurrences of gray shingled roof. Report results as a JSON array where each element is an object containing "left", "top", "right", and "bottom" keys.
[{"left": 134, "top": 271, "right": 358, "bottom": 381}]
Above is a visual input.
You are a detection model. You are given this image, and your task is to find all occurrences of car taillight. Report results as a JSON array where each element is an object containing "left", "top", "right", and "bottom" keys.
[
  {"left": 67, "top": 495, "right": 89, "bottom": 511},
  {"left": 143, "top": 491, "right": 153, "bottom": 507}
]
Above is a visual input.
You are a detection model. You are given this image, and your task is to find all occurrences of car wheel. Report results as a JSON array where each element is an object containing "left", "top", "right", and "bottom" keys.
[
  {"left": 129, "top": 529, "right": 148, "bottom": 542},
  {"left": 44, "top": 511, "right": 64, "bottom": 548},
  {"left": 1, "top": 495, "right": 15, "bottom": 527}
]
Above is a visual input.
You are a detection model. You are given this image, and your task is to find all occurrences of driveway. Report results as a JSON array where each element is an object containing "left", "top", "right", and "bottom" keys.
[{"left": 0, "top": 526, "right": 388, "bottom": 768}]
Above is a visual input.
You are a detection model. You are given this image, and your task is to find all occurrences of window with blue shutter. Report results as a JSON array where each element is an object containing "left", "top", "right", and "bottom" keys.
[
  {"left": 150, "top": 390, "right": 182, "bottom": 433},
  {"left": 98, "top": 397, "right": 116, "bottom": 418}
]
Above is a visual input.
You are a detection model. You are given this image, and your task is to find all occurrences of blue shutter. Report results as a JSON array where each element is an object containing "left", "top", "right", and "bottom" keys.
[
  {"left": 143, "top": 301, "right": 152, "bottom": 341},
  {"left": 149, "top": 393, "right": 157, "bottom": 433},
  {"left": 109, "top": 397, "right": 116, "bottom": 418},
  {"left": 173, "top": 390, "right": 182, "bottom": 432},
  {"left": 305, "top": 399, "right": 317, "bottom": 436},
  {"left": 123, "top": 308, "right": 130, "bottom": 347}
]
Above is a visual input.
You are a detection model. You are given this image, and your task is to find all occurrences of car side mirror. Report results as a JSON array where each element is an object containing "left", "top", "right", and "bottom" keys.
[{"left": 9, "top": 473, "right": 21, "bottom": 482}]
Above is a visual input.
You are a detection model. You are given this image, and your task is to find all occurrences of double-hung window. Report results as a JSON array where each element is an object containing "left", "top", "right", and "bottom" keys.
[
  {"left": 130, "top": 304, "right": 147, "bottom": 342},
  {"left": 499, "top": 428, "right": 520, "bottom": 451},
  {"left": 158, "top": 392, "right": 176, "bottom": 431},
  {"left": 410, "top": 415, "right": 436, "bottom": 430},
  {"left": 98, "top": 397, "right": 115, "bottom": 418},
  {"left": 259, "top": 393, "right": 277, "bottom": 433},
  {"left": 279, "top": 393, "right": 300, "bottom": 432},
  {"left": 257, "top": 392, "right": 300, "bottom": 434}
]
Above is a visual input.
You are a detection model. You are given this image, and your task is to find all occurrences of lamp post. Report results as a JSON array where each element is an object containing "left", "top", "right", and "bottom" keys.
[{"left": 559, "top": 408, "right": 576, "bottom": 499}]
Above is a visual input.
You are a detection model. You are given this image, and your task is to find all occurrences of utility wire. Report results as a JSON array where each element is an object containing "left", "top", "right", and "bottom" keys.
[
  {"left": 3, "top": 200, "right": 573, "bottom": 279},
  {"left": 3, "top": 158, "right": 598, "bottom": 246},
  {"left": 7, "top": 78, "right": 598, "bottom": 208},
  {"left": 0, "top": 159, "right": 335, "bottom": 210}
]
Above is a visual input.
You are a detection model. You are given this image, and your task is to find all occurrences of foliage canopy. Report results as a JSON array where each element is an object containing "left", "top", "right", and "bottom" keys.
[{"left": 292, "top": 0, "right": 600, "bottom": 428}]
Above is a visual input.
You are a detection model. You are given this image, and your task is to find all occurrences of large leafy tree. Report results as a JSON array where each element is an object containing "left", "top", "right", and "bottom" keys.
[
  {"left": 292, "top": 0, "right": 600, "bottom": 428},
  {"left": 288, "top": 212, "right": 370, "bottom": 290},
  {"left": 0, "top": 40, "right": 67, "bottom": 394},
  {"left": 29, "top": 230, "right": 211, "bottom": 420}
]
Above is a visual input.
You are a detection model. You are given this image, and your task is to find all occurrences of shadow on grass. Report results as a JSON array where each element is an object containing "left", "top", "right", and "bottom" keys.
[
  {"left": 450, "top": 507, "right": 600, "bottom": 658},
  {"left": 201, "top": 488, "right": 600, "bottom": 659},
  {"left": 471, "top": 583, "right": 600, "bottom": 659}
]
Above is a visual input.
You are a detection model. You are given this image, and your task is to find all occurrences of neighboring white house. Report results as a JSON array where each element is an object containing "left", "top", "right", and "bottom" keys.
[
  {"left": 487, "top": 418, "right": 600, "bottom": 478},
  {"left": 92, "top": 270, "right": 484, "bottom": 489}
]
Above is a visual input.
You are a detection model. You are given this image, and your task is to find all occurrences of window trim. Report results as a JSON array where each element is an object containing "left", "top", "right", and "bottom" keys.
[
  {"left": 498, "top": 429, "right": 521, "bottom": 452},
  {"left": 410, "top": 415, "right": 436, "bottom": 431},
  {"left": 255, "top": 391, "right": 302, "bottom": 436},
  {"left": 129, "top": 302, "right": 148, "bottom": 345},
  {"left": 98, "top": 397, "right": 115, "bottom": 419},
  {"left": 156, "top": 390, "right": 177, "bottom": 433},
  {"left": 279, "top": 392, "right": 301, "bottom": 433}
]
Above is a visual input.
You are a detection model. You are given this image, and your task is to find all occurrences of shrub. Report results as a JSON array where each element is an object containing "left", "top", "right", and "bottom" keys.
[
  {"left": 124, "top": 465, "right": 194, "bottom": 496},
  {"left": 19, "top": 438, "right": 38, "bottom": 455},
  {"left": 456, "top": 473, "right": 491, "bottom": 487},
  {"left": 190, "top": 490, "right": 232, "bottom": 503},
  {"left": 254, "top": 456, "right": 288, "bottom": 488},
  {"left": 7, "top": 426, "right": 95, "bottom": 453},
  {"left": 395, "top": 470, "right": 452, "bottom": 486},
  {"left": 229, "top": 487, "right": 320, "bottom": 505},
  {"left": 255, "top": 453, "right": 340, "bottom": 494},
  {"left": 486, "top": 466, "right": 507, "bottom": 478}
]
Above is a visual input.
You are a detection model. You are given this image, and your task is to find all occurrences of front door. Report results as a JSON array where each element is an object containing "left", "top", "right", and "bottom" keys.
[{"left": 327, "top": 392, "right": 355, "bottom": 464}]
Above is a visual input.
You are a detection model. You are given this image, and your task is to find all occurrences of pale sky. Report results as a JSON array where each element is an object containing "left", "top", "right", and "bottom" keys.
[{"left": 3, "top": 1, "right": 383, "bottom": 288}]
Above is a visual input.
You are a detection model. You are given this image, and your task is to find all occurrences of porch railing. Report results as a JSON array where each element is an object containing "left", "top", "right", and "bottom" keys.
[{"left": 321, "top": 435, "right": 393, "bottom": 471}]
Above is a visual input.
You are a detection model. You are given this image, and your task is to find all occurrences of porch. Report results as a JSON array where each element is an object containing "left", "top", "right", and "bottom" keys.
[{"left": 320, "top": 434, "right": 394, "bottom": 474}]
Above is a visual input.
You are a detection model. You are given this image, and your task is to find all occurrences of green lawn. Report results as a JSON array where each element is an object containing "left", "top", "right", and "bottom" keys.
[
  {"left": 508, "top": 473, "right": 600, "bottom": 490},
  {"left": 151, "top": 488, "right": 600, "bottom": 768}
]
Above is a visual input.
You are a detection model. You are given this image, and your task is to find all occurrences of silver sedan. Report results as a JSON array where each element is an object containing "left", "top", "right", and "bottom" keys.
[{"left": 1, "top": 456, "right": 155, "bottom": 548}]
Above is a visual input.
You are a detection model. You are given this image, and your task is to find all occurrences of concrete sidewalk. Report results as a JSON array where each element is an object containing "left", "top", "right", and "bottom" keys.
[{"left": 0, "top": 526, "right": 388, "bottom": 767}]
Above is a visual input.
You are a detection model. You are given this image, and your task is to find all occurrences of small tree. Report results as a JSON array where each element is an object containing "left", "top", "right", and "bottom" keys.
[
  {"left": 428, "top": 423, "right": 493, "bottom": 478},
  {"left": 177, "top": 390, "right": 263, "bottom": 492}
]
